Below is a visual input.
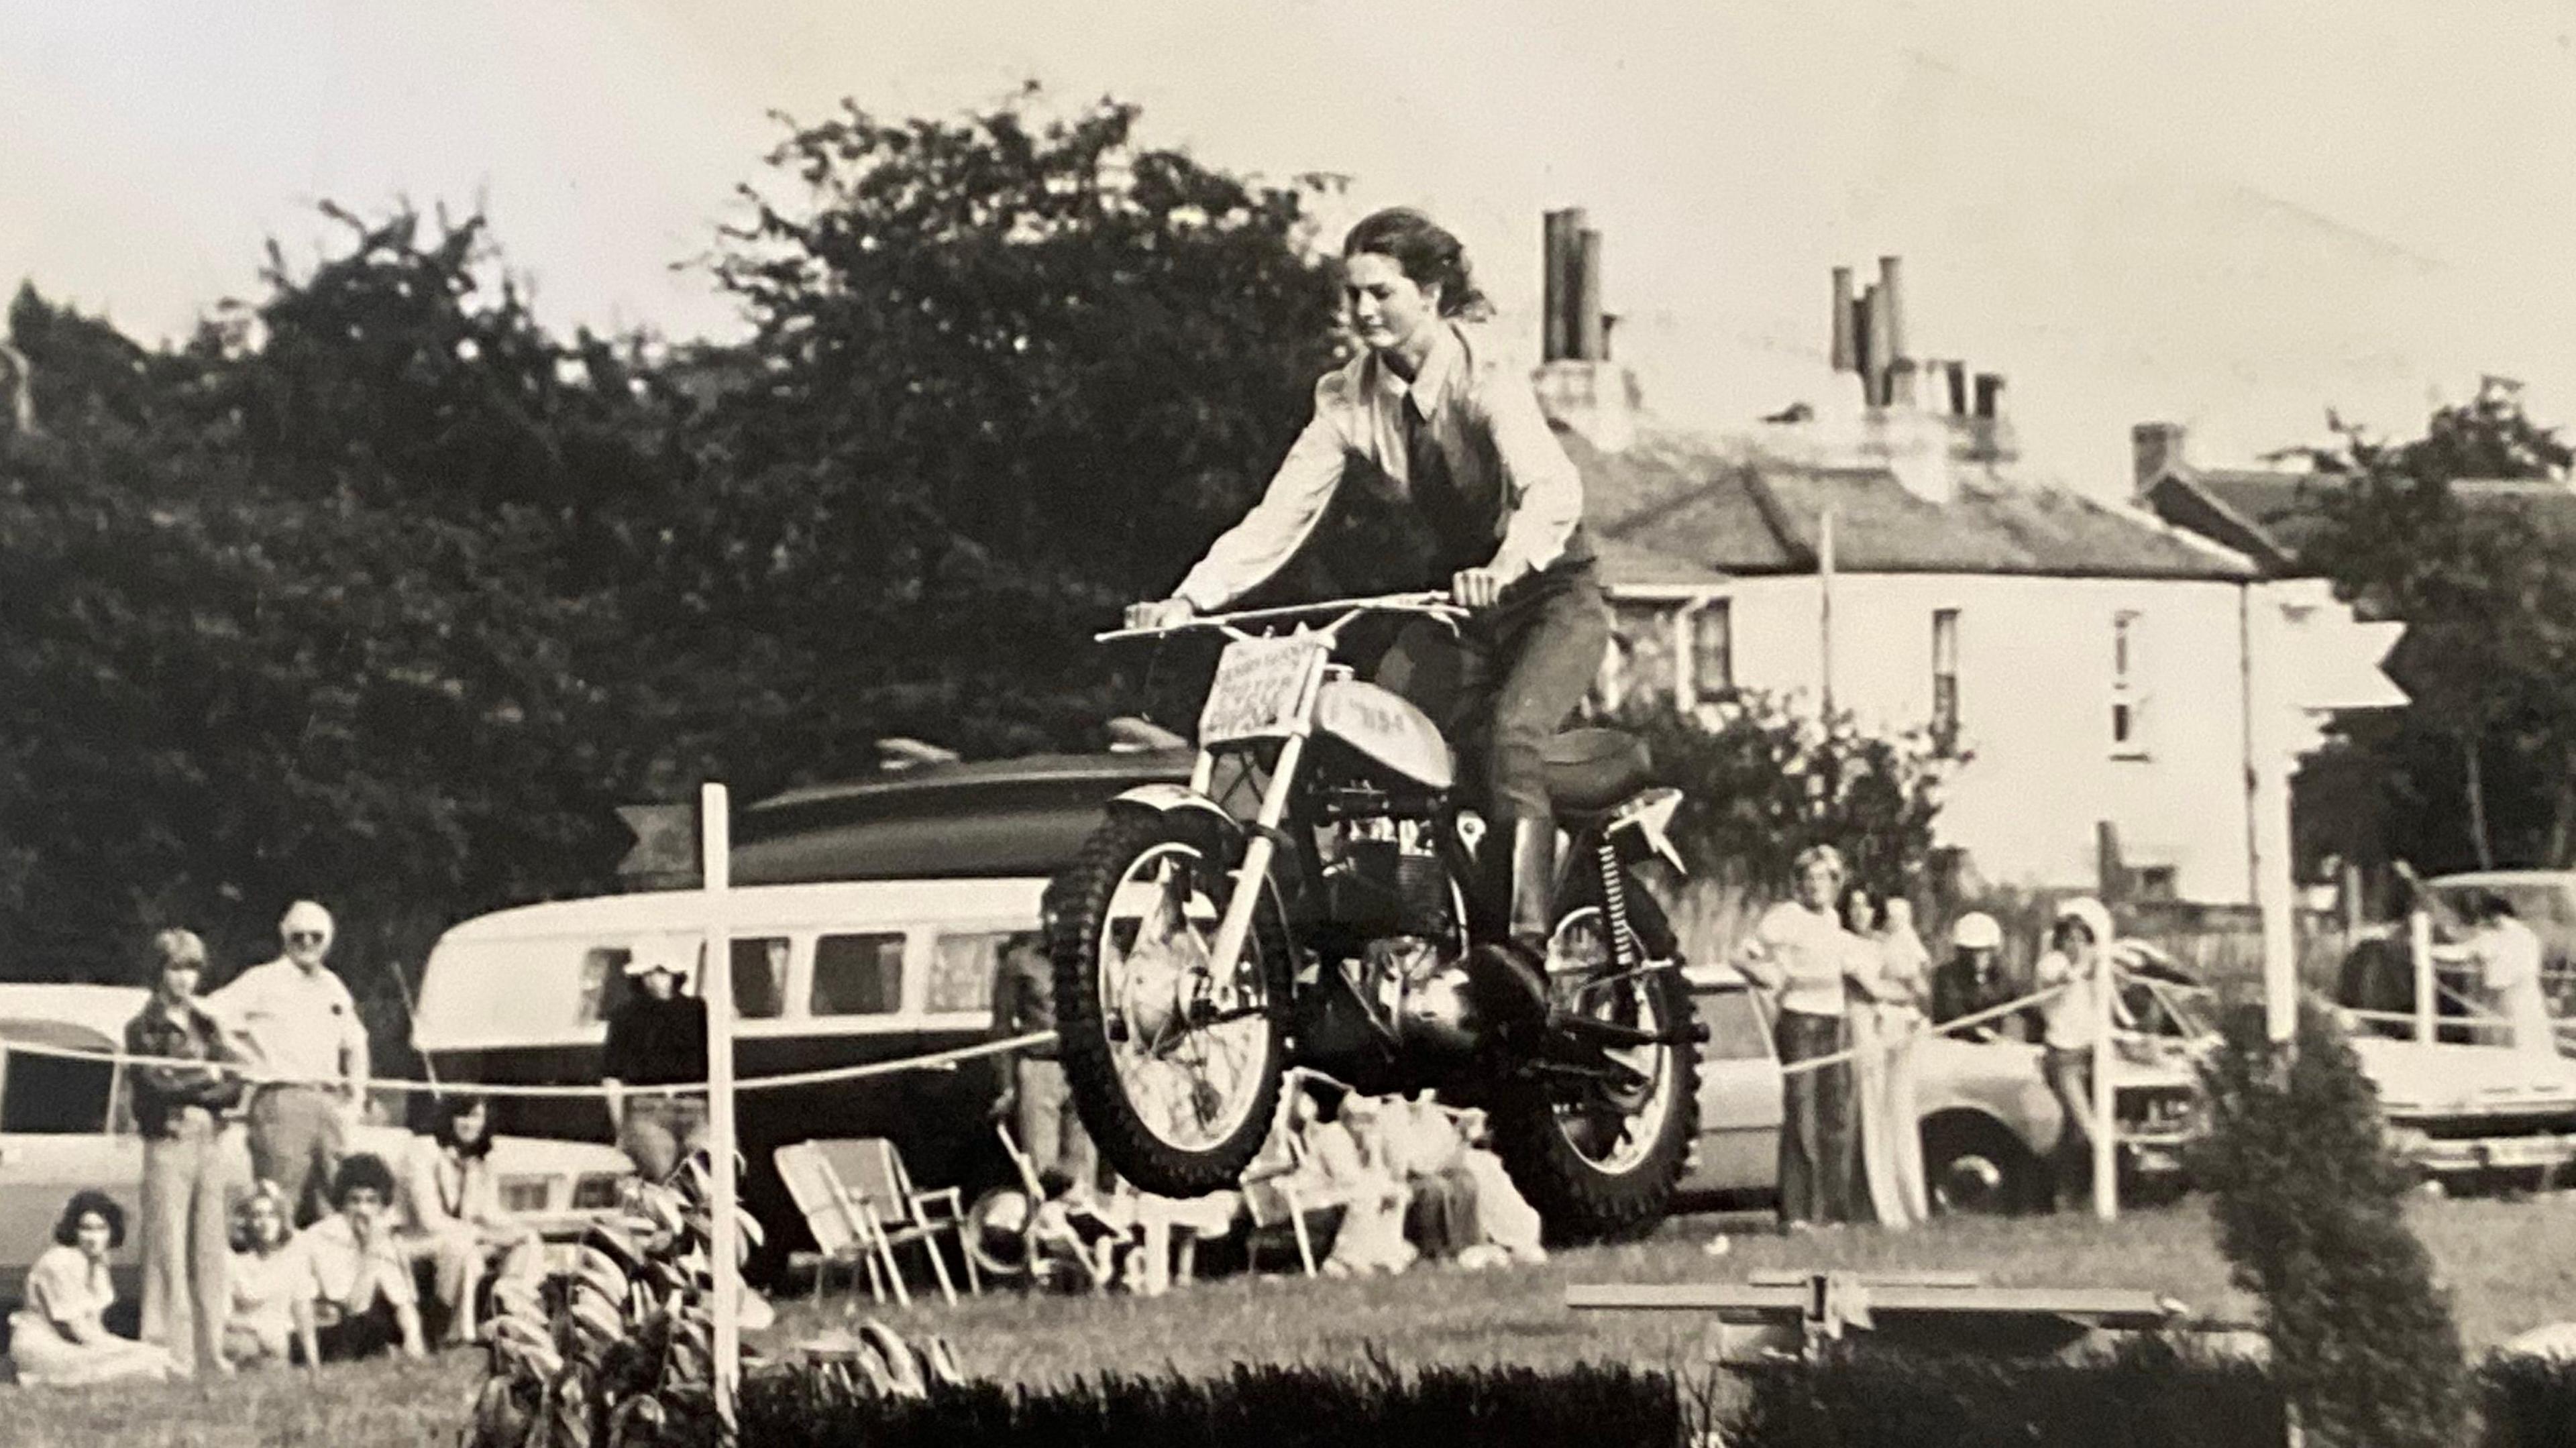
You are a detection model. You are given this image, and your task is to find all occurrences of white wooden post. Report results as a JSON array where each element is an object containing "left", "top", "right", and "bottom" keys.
[
  {"left": 2410, "top": 909, "right": 2436, "bottom": 1045},
  {"left": 700, "top": 783, "right": 741, "bottom": 1429},
  {"left": 2092, "top": 943, "right": 2117, "bottom": 1221}
]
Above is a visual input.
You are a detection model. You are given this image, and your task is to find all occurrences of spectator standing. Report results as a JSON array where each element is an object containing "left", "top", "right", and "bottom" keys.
[
  {"left": 991, "top": 932, "right": 1094, "bottom": 1199},
  {"left": 397, "top": 1095, "right": 543, "bottom": 1347},
  {"left": 6, "top": 1191, "right": 179, "bottom": 1386},
  {"left": 1848, "top": 896, "right": 1931, "bottom": 1229},
  {"left": 600, "top": 948, "right": 709, "bottom": 1182},
  {"left": 301, "top": 1154, "right": 427, "bottom": 1361},
  {"left": 125, "top": 928, "right": 249, "bottom": 1377},
  {"left": 2434, "top": 893, "right": 2557, "bottom": 1057},
  {"left": 206, "top": 900, "right": 369, "bottom": 1226},
  {"left": 223, "top": 1181, "right": 319, "bottom": 1372},
  {"left": 1931, "top": 912, "right": 2029, "bottom": 1040},
  {"left": 1736, "top": 845, "right": 1866, "bottom": 1230},
  {"left": 2034, "top": 897, "right": 2114, "bottom": 1212}
]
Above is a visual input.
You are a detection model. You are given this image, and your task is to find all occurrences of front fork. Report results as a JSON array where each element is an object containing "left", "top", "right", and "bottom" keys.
[{"left": 1198, "top": 734, "right": 1307, "bottom": 998}]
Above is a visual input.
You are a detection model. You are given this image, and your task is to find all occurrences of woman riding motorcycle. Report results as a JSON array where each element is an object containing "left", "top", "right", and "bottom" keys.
[{"left": 1126, "top": 207, "right": 1609, "bottom": 965}]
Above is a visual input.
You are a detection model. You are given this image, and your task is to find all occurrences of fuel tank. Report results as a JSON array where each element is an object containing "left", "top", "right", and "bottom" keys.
[{"left": 1313, "top": 679, "right": 1454, "bottom": 791}]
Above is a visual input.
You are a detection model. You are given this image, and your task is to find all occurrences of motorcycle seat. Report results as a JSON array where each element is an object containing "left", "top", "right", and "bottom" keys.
[{"left": 1542, "top": 728, "right": 1654, "bottom": 816}]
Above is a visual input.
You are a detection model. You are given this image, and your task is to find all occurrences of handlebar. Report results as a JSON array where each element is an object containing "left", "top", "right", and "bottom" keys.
[{"left": 1095, "top": 591, "right": 1470, "bottom": 643}]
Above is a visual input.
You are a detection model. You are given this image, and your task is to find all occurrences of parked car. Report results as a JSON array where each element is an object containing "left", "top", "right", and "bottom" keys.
[
  {"left": 0, "top": 984, "right": 633, "bottom": 1308},
  {"left": 2337, "top": 869, "right": 2576, "bottom": 1036},
  {"left": 1677, "top": 954, "right": 2206, "bottom": 1215}
]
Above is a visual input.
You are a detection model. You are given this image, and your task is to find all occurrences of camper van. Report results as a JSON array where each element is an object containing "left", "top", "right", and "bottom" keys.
[{"left": 410, "top": 877, "right": 1046, "bottom": 1272}]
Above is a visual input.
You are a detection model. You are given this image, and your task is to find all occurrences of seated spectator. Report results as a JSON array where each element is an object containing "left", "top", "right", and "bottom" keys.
[
  {"left": 1448, "top": 1111, "right": 1546, "bottom": 1269},
  {"left": 1381, "top": 1094, "right": 1480, "bottom": 1262},
  {"left": 398, "top": 1095, "right": 541, "bottom": 1348},
  {"left": 1025, "top": 1166, "right": 1124, "bottom": 1291},
  {"left": 7, "top": 1190, "right": 179, "bottom": 1386},
  {"left": 1309, "top": 1092, "right": 1413, "bottom": 1278},
  {"left": 302, "top": 1154, "right": 426, "bottom": 1361},
  {"left": 224, "top": 1180, "right": 319, "bottom": 1372}
]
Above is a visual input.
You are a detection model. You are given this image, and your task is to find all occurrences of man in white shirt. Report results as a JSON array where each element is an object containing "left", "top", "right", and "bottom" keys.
[
  {"left": 301, "top": 1153, "right": 425, "bottom": 1361},
  {"left": 207, "top": 900, "right": 370, "bottom": 1225},
  {"left": 2435, "top": 893, "right": 2559, "bottom": 1057}
]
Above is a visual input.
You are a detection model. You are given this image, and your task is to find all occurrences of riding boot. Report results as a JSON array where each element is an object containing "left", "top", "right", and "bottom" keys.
[{"left": 1505, "top": 815, "right": 1560, "bottom": 956}]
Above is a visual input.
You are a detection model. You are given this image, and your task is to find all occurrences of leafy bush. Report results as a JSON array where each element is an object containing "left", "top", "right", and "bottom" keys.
[
  {"left": 2190, "top": 999, "right": 2471, "bottom": 1447},
  {"left": 1616, "top": 690, "right": 1950, "bottom": 899}
]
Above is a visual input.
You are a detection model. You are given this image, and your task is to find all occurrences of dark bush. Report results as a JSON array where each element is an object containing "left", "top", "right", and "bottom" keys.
[
  {"left": 2481, "top": 1351, "right": 2576, "bottom": 1448},
  {"left": 2189, "top": 999, "right": 2471, "bottom": 1447},
  {"left": 1729, "top": 1340, "right": 2283, "bottom": 1448},
  {"left": 739, "top": 1359, "right": 1687, "bottom": 1447}
]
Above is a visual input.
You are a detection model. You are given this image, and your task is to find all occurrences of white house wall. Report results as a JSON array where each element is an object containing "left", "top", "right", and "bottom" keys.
[{"left": 1723, "top": 573, "right": 2256, "bottom": 904}]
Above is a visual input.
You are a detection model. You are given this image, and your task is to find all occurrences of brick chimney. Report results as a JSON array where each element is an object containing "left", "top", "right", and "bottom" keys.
[
  {"left": 2132, "top": 421, "right": 2188, "bottom": 496},
  {"left": 1534, "top": 208, "right": 1638, "bottom": 450}
]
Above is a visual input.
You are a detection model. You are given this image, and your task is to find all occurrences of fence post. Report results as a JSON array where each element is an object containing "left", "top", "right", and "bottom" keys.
[
  {"left": 2092, "top": 947, "right": 2117, "bottom": 1221},
  {"left": 700, "top": 783, "right": 741, "bottom": 1431},
  {"left": 2410, "top": 910, "right": 2436, "bottom": 1045}
]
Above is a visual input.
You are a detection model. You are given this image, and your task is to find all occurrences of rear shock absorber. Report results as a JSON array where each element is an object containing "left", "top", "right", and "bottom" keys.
[{"left": 1597, "top": 837, "right": 1639, "bottom": 972}]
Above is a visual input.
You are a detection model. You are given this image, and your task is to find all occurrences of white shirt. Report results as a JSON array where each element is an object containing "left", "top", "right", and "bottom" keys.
[
  {"left": 2475, "top": 917, "right": 2557, "bottom": 1056},
  {"left": 1738, "top": 901, "right": 1854, "bottom": 1017},
  {"left": 207, "top": 956, "right": 366, "bottom": 1086},
  {"left": 302, "top": 1214, "right": 415, "bottom": 1311},
  {"left": 2034, "top": 949, "right": 2100, "bottom": 1049},
  {"left": 1173, "top": 323, "right": 1584, "bottom": 611}
]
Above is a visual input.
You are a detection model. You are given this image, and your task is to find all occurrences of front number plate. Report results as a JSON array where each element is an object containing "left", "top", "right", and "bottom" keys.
[{"left": 1198, "top": 636, "right": 1327, "bottom": 744}]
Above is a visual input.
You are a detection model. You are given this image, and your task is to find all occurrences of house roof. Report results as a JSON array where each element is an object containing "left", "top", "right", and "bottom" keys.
[
  {"left": 2143, "top": 465, "right": 2576, "bottom": 575},
  {"left": 1564, "top": 422, "right": 2253, "bottom": 583}
]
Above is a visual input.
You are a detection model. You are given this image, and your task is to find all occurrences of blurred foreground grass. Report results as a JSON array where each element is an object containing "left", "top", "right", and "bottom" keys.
[{"left": 14, "top": 1194, "right": 2576, "bottom": 1446}]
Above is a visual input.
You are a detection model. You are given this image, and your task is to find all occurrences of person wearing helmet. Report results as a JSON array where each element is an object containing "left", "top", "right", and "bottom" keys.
[
  {"left": 2033, "top": 897, "right": 2114, "bottom": 1211},
  {"left": 1931, "top": 911, "right": 2030, "bottom": 1042}
]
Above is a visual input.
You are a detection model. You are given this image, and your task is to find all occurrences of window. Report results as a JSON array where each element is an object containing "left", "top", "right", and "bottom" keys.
[
  {"left": 927, "top": 932, "right": 1008, "bottom": 1015},
  {"left": 1688, "top": 599, "right": 1733, "bottom": 702},
  {"left": 732, "top": 936, "right": 789, "bottom": 1020},
  {"left": 1930, "top": 608, "right": 1960, "bottom": 751},
  {"left": 576, "top": 947, "right": 630, "bottom": 1023},
  {"left": 1, "top": 1052, "right": 113, "bottom": 1134},
  {"left": 1692, "top": 989, "right": 1772, "bottom": 1063},
  {"left": 810, "top": 932, "right": 906, "bottom": 1017},
  {"left": 2110, "top": 610, "right": 2149, "bottom": 757}
]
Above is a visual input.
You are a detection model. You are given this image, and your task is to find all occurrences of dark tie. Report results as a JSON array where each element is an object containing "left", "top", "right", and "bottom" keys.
[{"left": 1404, "top": 394, "right": 1480, "bottom": 574}]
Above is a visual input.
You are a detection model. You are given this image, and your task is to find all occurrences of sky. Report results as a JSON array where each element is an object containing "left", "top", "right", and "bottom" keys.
[{"left": 4, "top": 0, "right": 2572, "bottom": 493}]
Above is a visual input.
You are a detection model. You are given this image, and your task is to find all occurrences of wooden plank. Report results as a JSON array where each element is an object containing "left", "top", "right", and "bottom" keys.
[
  {"left": 1566, "top": 1280, "right": 2183, "bottom": 1328},
  {"left": 1746, "top": 1270, "right": 1983, "bottom": 1288}
]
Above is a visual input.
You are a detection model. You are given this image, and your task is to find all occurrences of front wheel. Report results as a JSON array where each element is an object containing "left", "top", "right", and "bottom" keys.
[
  {"left": 1489, "top": 904, "right": 1699, "bottom": 1243},
  {"left": 1049, "top": 810, "right": 1291, "bottom": 1199}
]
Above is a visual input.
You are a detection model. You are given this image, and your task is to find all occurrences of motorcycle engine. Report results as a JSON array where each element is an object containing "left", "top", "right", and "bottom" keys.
[{"left": 1307, "top": 813, "right": 1513, "bottom": 1068}]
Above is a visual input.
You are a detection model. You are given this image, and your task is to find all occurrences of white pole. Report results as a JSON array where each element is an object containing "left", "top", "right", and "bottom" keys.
[
  {"left": 2410, "top": 909, "right": 2436, "bottom": 1045},
  {"left": 2092, "top": 942, "right": 2117, "bottom": 1221},
  {"left": 699, "top": 783, "right": 741, "bottom": 1429},
  {"left": 2243, "top": 585, "right": 2299, "bottom": 1046},
  {"left": 1818, "top": 507, "right": 1837, "bottom": 716}
]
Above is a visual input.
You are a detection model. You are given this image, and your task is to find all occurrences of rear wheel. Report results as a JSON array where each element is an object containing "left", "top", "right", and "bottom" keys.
[
  {"left": 1922, "top": 1114, "right": 2042, "bottom": 1216},
  {"left": 1489, "top": 902, "right": 1699, "bottom": 1243},
  {"left": 1049, "top": 810, "right": 1290, "bottom": 1199}
]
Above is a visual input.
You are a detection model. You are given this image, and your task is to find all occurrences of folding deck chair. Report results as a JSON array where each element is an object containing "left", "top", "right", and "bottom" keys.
[
  {"left": 809, "top": 1137, "right": 977, "bottom": 1306},
  {"left": 773, "top": 1141, "right": 888, "bottom": 1306}
]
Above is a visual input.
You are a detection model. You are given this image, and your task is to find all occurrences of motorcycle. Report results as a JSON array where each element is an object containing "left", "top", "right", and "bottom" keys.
[{"left": 1044, "top": 592, "right": 1702, "bottom": 1241}]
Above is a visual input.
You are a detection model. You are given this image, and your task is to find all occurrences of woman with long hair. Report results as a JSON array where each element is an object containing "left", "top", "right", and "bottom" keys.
[
  {"left": 1845, "top": 890, "right": 1932, "bottom": 1227},
  {"left": 7, "top": 1190, "right": 178, "bottom": 1386},
  {"left": 224, "top": 1180, "right": 319, "bottom": 1372},
  {"left": 1128, "top": 208, "right": 1607, "bottom": 970},
  {"left": 398, "top": 1094, "right": 541, "bottom": 1347}
]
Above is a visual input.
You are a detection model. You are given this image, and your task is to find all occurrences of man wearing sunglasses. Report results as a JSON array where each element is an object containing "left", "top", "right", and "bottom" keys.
[{"left": 207, "top": 900, "right": 371, "bottom": 1225}]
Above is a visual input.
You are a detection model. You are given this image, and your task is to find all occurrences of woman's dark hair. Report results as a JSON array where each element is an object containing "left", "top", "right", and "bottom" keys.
[
  {"left": 55, "top": 1189, "right": 125, "bottom": 1249},
  {"left": 1301, "top": 1077, "right": 1350, "bottom": 1124},
  {"left": 429, "top": 1093, "right": 496, "bottom": 1160},
  {"left": 330, "top": 1152, "right": 399, "bottom": 1209},
  {"left": 1838, "top": 881, "right": 1879, "bottom": 930},
  {"left": 1342, "top": 208, "right": 1490, "bottom": 319}
]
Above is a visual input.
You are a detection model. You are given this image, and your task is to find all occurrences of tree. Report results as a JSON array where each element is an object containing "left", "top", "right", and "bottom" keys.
[
  {"left": 1614, "top": 691, "right": 1951, "bottom": 899},
  {"left": 0, "top": 211, "right": 674, "bottom": 1031},
  {"left": 2300, "top": 380, "right": 2576, "bottom": 870},
  {"left": 652, "top": 88, "right": 1348, "bottom": 791}
]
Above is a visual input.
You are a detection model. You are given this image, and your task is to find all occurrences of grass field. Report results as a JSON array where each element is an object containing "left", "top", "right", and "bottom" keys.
[{"left": 13, "top": 1194, "right": 2576, "bottom": 1446}]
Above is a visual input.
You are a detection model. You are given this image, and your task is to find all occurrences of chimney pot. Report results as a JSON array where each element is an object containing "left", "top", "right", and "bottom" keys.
[
  {"left": 1574, "top": 229, "right": 1607, "bottom": 361},
  {"left": 1858, "top": 284, "right": 1888, "bottom": 406},
  {"left": 1829, "top": 267, "right": 1856, "bottom": 373},
  {"left": 1973, "top": 372, "right": 2004, "bottom": 420},
  {"left": 1542, "top": 212, "right": 1575, "bottom": 362},
  {"left": 1878, "top": 255, "right": 1908, "bottom": 364},
  {"left": 1944, "top": 361, "right": 1968, "bottom": 416}
]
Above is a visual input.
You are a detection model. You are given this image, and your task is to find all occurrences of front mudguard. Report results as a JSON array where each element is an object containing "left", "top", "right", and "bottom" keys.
[{"left": 1102, "top": 783, "right": 1247, "bottom": 855}]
